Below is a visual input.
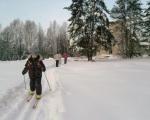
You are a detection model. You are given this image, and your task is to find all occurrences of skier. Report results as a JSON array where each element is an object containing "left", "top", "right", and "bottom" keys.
[
  {"left": 22, "top": 54, "right": 46, "bottom": 100},
  {"left": 58, "top": 53, "right": 62, "bottom": 65},
  {"left": 63, "top": 52, "right": 68, "bottom": 64},
  {"left": 54, "top": 53, "right": 61, "bottom": 67}
]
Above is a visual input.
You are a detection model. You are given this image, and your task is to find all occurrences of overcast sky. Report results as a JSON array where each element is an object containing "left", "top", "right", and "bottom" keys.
[{"left": 0, "top": 0, "right": 148, "bottom": 29}]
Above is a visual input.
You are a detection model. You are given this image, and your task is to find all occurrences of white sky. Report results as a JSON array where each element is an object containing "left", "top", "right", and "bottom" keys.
[{"left": 0, "top": 0, "right": 148, "bottom": 29}]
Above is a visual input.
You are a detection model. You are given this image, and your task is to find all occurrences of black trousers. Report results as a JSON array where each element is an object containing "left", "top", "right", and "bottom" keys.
[
  {"left": 56, "top": 60, "right": 59, "bottom": 67},
  {"left": 30, "top": 78, "right": 42, "bottom": 95}
]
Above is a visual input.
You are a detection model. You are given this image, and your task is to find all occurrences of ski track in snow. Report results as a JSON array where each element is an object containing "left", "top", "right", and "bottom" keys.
[{"left": 0, "top": 60, "right": 65, "bottom": 120}]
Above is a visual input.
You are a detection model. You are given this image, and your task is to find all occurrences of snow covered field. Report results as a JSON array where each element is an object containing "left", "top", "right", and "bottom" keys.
[{"left": 0, "top": 58, "right": 150, "bottom": 120}]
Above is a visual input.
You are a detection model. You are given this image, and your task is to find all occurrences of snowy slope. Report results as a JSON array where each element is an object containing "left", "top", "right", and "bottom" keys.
[
  {"left": 0, "top": 59, "right": 64, "bottom": 120},
  {"left": 0, "top": 58, "right": 150, "bottom": 120},
  {"left": 60, "top": 59, "right": 150, "bottom": 120}
]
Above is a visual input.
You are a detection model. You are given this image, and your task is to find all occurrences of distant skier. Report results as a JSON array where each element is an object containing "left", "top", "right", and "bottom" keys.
[
  {"left": 54, "top": 53, "right": 61, "bottom": 67},
  {"left": 63, "top": 52, "right": 68, "bottom": 64},
  {"left": 58, "top": 53, "right": 62, "bottom": 65},
  {"left": 22, "top": 54, "right": 46, "bottom": 100}
]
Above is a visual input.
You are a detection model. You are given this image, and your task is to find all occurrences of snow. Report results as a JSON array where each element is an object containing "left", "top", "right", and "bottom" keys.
[
  {"left": 0, "top": 59, "right": 64, "bottom": 120},
  {"left": 140, "top": 42, "right": 150, "bottom": 46},
  {"left": 0, "top": 58, "right": 150, "bottom": 120},
  {"left": 61, "top": 58, "right": 150, "bottom": 120},
  {"left": 94, "top": 12, "right": 100, "bottom": 17},
  {"left": 0, "top": 61, "right": 24, "bottom": 96}
]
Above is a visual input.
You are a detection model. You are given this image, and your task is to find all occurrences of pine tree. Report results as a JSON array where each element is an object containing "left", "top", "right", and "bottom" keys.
[
  {"left": 66, "top": 0, "right": 113, "bottom": 61},
  {"left": 65, "top": 0, "right": 84, "bottom": 56},
  {"left": 111, "top": 0, "right": 129, "bottom": 57},
  {"left": 127, "top": 0, "right": 143, "bottom": 57},
  {"left": 144, "top": 2, "right": 150, "bottom": 54},
  {"left": 83, "top": 0, "right": 108, "bottom": 60},
  {"left": 111, "top": 0, "right": 143, "bottom": 58}
]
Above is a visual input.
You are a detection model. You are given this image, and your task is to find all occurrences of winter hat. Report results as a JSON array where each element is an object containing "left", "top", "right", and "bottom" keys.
[{"left": 28, "top": 52, "right": 36, "bottom": 58}]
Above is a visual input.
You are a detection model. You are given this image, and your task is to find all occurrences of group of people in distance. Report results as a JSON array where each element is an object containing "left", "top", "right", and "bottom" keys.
[
  {"left": 54, "top": 52, "right": 68, "bottom": 67},
  {"left": 22, "top": 52, "right": 68, "bottom": 100}
]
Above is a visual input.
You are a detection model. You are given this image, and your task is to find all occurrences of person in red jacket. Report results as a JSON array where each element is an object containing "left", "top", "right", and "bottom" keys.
[
  {"left": 63, "top": 52, "right": 68, "bottom": 64},
  {"left": 22, "top": 54, "right": 46, "bottom": 99}
]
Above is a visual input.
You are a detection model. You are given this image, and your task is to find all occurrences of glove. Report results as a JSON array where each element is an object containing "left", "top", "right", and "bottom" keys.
[{"left": 22, "top": 68, "right": 27, "bottom": 75}]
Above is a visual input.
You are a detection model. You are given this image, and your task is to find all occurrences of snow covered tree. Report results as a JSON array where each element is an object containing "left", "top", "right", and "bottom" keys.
[
  {"left": 0, "top": 20, "right": 26, "bottom": 60},
  {"left": 0, "top": 24, "right": 1, "bottom": 32},
  {"left": 143, "top": 2, "right": 150, "bottom": 54},
  {"left": 83, "top": 0, "right": 111, "bottom": 60},
  {"left": 0, "top": 19, "right": 69, "bottom": 60},
  {"left": 24, "top": 20, "right": 38, "bottom": 52},
  {"left": 0, "top": 27, "right": 12, "bottom": 60},
  {"left": 46, "top": 21, "right": 59, "bottom": 56},
  {"left": 0, "top": 29, "right": 3, "bottom": 59},
  {"left": 37, "top": 25, "right": 45, "bottom": 56},
  {"left": 9, "top": 19, "right": 25, "bottom": 59},
  {"left": 127, "top": 0, "right": 143, "bottom": 57},
  {"left": 57, "top": 22, "right": 69, "bottom": 54},
  {"left": 65, "top": 0, "right": 85, "bottom": 57},
  {"left": 111, "top": 0, "right": 129, "bottom": 57},
  {"left": 0, "top": 25, "right": 2, "bottom": 59},
  {"left": 111, "top": 0, "right": 143, "bottom": 58},
  {"left": 65, "top": 0, "right": 84, "bottom": 40},
  {"left": 66, "top": 0, "right": 113, "bottom": 60}
]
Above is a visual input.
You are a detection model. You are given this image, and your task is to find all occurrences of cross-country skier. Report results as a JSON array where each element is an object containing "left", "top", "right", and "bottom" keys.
[
  {"left": 54, "top": 53, "right": 61, "bottom": 67},
  {"left": 22, "top": 54, "right": 46, "bottom": 100},
  {"left": 63, "top": 52, "right": 68, "bottom": 64}
]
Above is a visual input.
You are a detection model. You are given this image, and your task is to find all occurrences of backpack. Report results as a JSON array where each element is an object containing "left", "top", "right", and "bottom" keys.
[{"left": 28, "top": 56, "right": 42, "bottom": 71}]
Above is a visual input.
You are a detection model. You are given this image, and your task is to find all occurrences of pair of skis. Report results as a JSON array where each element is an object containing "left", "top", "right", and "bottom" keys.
[{"left": 26, "top": 95, "right": 40, "bottom": 109}]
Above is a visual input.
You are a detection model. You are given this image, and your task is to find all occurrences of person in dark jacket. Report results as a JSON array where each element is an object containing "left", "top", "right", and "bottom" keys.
[{"left": 22, "top": 54, "right": 46, "bottom": 99}]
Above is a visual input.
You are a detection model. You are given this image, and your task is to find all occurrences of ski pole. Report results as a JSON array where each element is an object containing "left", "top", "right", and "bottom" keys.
[
  {"left": 23, "top": 75, "right": 27, "bottom": 90},
  {"left": 44, "top": 72, "right": 51, "bottom": 91}
]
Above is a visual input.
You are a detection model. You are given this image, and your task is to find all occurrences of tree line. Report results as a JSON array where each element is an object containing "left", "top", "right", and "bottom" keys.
[
  {"left": 0, "top": 20, "right": 69, "bottom": 60},
  {"left": 0, "top": 0, "right": 150, "bottom": 61},
  {"left": 66, "top": 0, "right": 150, "bottom": 60}
]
